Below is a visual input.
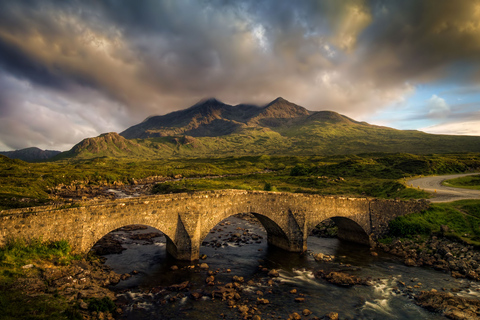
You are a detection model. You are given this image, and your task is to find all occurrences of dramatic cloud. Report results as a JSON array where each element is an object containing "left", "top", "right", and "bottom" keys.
[{"left": 0, "top": 0, "right": 479, "bottom": 150}]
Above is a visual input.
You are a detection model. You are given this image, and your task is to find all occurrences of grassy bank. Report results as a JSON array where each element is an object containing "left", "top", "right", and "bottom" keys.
[
  {"left": 386, "top": 200, "right": 480, "bottom": 245},
  {"left": 0, "top": 238, "right": 82, "bottom": 319},
  {"left": 443, "top": 174, "right": 480, "bottom": 190}
]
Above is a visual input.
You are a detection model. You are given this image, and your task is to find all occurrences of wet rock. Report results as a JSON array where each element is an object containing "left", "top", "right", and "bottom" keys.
[
  {"left": 290, "top": 289, "right": 297, "bottom": 294},
  {"left": 294, "top": 297, "right": 305, "bottom": 303},
  {"left": 303, "top": 309, "right": 312, "bottom": 316},
  {"left": 289, "top": 312, "right": 301, "bottom": 320},
  {"left": 415, "top": 290, "right": 480, "bottom": 319},
  {"left": 314, "top": 253, "right": 324, "bottom": 261},
  {"left": 200, "top": 254, "right": 207, "bottom": 260},
  {"left": 168, "top": 281, "right": 190, "bottom": 291},
  {"left": 120, "top": 273, "right": 131, "bottom": 280},
  {"left": 257, "top": 298, "right": 269, "bottom": 304},
  {"left": 191, "top": 292, "right": 203, "bottom": 300},
  {"left": 405, "top": 258, "right": 416, "bottom": 266},
  {"left": 324, "top": 312, "right": 339, "bottom": 320},
  {"left": 316, "top": 270, "right": 367, "bottom": 287},
  {"left": 206, "top": 275, "right": 215, "bottom": 284},
  {"left": 268, "top": 269, "right": 279, "bottom": 277},
  {"left": 314, "top": 252, "right": 334, "bottom": 262},
  {"left": 252, "top": 315, "right": 261, "bottom": 320},
  {"left": 232, "top": 275, "right": 244, "bottom": 283},
  {"left": 170, "top": 265, "right": 179, "bottom": 271},
  {"left": 238, "top": 305, "right": 249, "bottom": 313},
  {"left": 199, "top": 263, "right": 209, "bottom": 269}
]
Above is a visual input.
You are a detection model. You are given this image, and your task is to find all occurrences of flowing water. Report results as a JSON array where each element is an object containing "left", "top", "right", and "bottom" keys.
[{"left": 101, "top": 217, "right": 480, "bottom": 319}]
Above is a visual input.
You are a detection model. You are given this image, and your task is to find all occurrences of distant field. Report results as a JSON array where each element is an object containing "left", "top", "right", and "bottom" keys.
[
  {"left": 2, "top": 152, "right": 480, "bottom": 210},
  {"left": 443, "top": 174, "right": 480, "bottom": 190}
]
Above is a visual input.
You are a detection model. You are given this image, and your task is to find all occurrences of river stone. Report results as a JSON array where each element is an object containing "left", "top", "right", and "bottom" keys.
[
  {"left": 191, "top": 292, "right": 202, "bottom": 300},
  {"left": 289, "top": 312, "right": 301, "bottom": 320},
  {"left": 206, "top": 275, "right": 215, "bottom": 284},
  {"left": 325, "top": 312, "right": 339, "bottom": 320},
  {"left": 199, "top": 263, "right": 209, "bottom": 269},
  {"left": 238, "top": 305, "right": 249, "bottom": 313},
  {"left": 268, "top": 269, "right": 279, "bottom": 277},
  {"left": 404, "top": 258, "right": 416, "bottom": 266},
  {"left": 302, "top": 309, "right": 312, "bottom": 316},
  {"left": 314, "top": 253, "right": 324, "bottom": 261}
]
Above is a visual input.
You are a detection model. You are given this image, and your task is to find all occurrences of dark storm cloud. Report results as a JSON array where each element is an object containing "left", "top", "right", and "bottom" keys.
[
  {"left": 356, "top": 0, "right": 480, "bottom": 86},
  {"left": 0, "top": 0, "right": 480, "bottom": 150}
]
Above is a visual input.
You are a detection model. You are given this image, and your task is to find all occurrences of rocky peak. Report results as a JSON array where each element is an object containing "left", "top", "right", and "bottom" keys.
[{"left": 257, "top": 97, "right": 310, "bottom": 119}]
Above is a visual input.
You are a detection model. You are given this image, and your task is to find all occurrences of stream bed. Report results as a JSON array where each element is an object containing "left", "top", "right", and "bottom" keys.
[{"left": 99, "top": 216, "right": 480, "bottom": 319}]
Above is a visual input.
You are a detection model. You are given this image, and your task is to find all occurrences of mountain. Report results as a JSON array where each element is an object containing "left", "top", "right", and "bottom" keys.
[
  {"left": 56, "top": 97, "right": 480, "bottom": 160},
  {"left": 54, "top": 132, "right": 158, "bottom": 160},
  {"left": 0, "top": 147, "right": 61, "bottom": 162},
  {"left": 120, "top": 97, "right": 352, "bottom": 138}
]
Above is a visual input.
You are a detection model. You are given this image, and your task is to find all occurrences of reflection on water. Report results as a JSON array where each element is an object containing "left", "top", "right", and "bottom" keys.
[{"left": 102, "top": 217, "right": 462, "bottom": 319}]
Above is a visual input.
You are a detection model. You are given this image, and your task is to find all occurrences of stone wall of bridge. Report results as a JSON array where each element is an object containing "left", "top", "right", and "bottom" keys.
[{"left": 0, "top": 190, "right": 429, "bottom": 260}]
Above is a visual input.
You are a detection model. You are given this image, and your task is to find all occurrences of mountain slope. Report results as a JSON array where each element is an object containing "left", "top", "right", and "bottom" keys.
[
  {"left": 120, "top": 97, "right": 358, "bottom": 139},
  {"left": 0, "top": 147, "right": 61, "bottom": 162},
  {"left": 55, "top": 132, "right": 159, "bottom": 160},
  {"left": 121, "top": 98, "right": 259, "bottom": 139}
]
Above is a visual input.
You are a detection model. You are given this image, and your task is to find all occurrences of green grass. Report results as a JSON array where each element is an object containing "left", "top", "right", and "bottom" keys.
[
  {"left": 443, "top": 174, "right": 480, "bottom": 190},
  {"left": 0, "top": 238, "right": 82, "bottom": 320},
  {"left": 0, "top": 238, "right": 78, "bottom": 275},
  {"left": 3, "top": 152, "right": 480, "bottom": 210},
  {"left": 387, "top": 200, "right": 480, "bottom": 245}
]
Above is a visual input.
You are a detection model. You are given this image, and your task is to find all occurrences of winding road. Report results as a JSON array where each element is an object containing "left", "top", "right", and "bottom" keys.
[{"left": 406, "top": 173, "right": 480, "bottom": 203}]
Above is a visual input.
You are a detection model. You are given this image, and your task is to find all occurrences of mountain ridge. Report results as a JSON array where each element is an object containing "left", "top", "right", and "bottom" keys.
[
  {"left": 0, "top": 147, "right": 61, "bottom": 162},
  {"left": 56, "top": 97, "right": 480, "bottom": 160},
  {"left": 120, "top": 97, "right": 353, "bottom": 139}
]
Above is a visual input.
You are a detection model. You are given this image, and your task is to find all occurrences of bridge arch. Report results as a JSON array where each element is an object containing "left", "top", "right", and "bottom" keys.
[
  {"left": 85, "top": 220, "right": 179, "bottom": 257},
  {"left": 308, "top": 216, "right": 371, "bottom": 246},
  {"left": 199, "top": 210, "right": 300, "bottom": 254}
]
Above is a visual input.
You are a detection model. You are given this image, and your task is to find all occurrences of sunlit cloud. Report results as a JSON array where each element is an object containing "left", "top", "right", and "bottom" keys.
[{"left": 422, "top": 121, "right": 480, "bottom": 136}]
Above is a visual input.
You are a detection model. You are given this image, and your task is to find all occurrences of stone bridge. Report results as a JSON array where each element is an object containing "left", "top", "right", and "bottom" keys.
[{"left": 0, "top": 190, "right": 429, "bottom": 260}]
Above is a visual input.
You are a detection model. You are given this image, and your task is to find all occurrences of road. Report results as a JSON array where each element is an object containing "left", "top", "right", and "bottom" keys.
[{"left": 406, "top": 173, "right": 480, "bottom": 203}]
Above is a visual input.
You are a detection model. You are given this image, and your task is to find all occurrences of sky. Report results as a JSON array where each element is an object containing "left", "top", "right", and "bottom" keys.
[{"left": 1, "top": 0, "right": 480, "bottom": 151}]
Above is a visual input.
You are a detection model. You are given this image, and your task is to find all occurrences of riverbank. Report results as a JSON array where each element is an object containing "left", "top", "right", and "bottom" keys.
[
  {"left": 4, "top": 215, "right": 480, "bottom": 319},
  {"left": 0, "top": 240, "right": 130, "bottom": 320}
]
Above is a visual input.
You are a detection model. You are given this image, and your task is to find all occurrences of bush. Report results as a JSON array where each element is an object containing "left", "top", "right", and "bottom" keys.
[
  {"left": 87, "top": 297, "right": 116, "bottom": 313},
  {"left": 290, "top": 164, "right": 309, "bottom": 176},
  {"left": 263, "top": 182, "right": 277, "bottom": 192}
]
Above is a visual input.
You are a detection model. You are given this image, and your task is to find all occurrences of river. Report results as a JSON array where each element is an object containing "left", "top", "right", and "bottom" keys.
[{"left": 99, "top": 216, "right": 479, "bottom": 319}]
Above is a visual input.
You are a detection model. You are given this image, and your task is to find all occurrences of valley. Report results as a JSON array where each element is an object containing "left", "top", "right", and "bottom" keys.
[{"left": 2, "top": 99, "right": 480, "bottom": 319}]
